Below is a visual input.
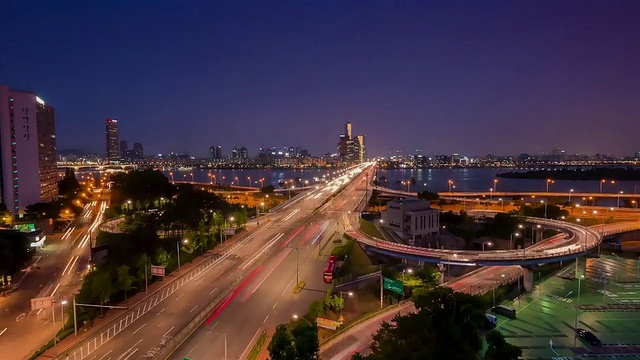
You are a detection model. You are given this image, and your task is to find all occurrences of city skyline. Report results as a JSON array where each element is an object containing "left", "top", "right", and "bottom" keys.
[{"left": 1, "top": 1, "right": 639, "bottom": 157}]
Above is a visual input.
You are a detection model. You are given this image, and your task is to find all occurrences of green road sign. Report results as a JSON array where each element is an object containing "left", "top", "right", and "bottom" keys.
[{"left": 383, "top": 277, "right": 404, "bottom": 295}]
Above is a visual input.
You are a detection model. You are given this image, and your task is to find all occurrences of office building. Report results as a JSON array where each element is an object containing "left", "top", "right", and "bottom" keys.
[
  {"left": 105, "top": 118, "right": 120, "bottom": 161},
  {"left": 357, "top": 134, "right": 365, "bottom": 162},
  {"left": 120, "top": 139, "right": 128, "bottom": 159},
  {"left": 0, "top": 85, "right": 58, "bottom": 215},
  {"left": 337, "top": 121, "right": 362, "bottom": 164},
  {"left": 345, "top": 122, "right": 352, "bottom": 140},
  {"left": 133, "top": 142, "right": 144, "bottom": 159},
  {"left": 381, "top": 199, "right": 439, "bottom": 243}
]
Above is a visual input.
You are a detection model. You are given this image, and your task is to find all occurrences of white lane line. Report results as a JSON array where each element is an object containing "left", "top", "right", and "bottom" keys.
[
  {"left": 239, "top": 328, "right": 262, "bottom": 360},
  {"left": 61, "top": 256, "right": 76, "bottom": 275},
  {"left": 180, "top": 303, "right": 186, "bottom": 308},
  {"left": 157, "top": 320, "right": 165, "bottom": 327},
  {"left": 67, "top": 256, "right": 80, "bottom": 274},
  {"left": 251, "top": 249, "right": 292, "bottom": 294},
  {"left": 189, "top": 305, "right": 198, "bottom": 313},
  {"left": 210, "top": 287, "right": 218, "bottom": 295},
  {"left": 226, "top": 273, "right": 235, "bottom": 280},
  {"left": 272, "top": 301, "right": 278, "bottom": 309},
  {"left": 157, "top": 308, "right": 165, "bottom": 315},
  {"left": 0, "top": 328, "right": 7, "bottom": 336},
  {"left": 51, "top": 283, "right": 61, "bottom": 296},
  {"left": 263, "top": 315, "right": 269, "bottom": 323},
  {"left": 176, "top": 293, "right": 184, "bottom": 300},
  {"left": 163, "top": 326, "right": 174, "bottom": 337},
  {"left": 98, "top": 349, "right": 112, "bottom": 360},
  {"left": 123, "top": 348, "right": 138, "bottom": 360},
  {"left": 37, "top": 309, "right": 43, "bottom": 316},
  {"left": 280, "top": 278, "right": 295, "bottom": 297},
  {"left": 132, "top": 324, "right": 145, "bottom": 334},
  {"left": 118, "top": 339, "right": 142, "bottom": 360}
]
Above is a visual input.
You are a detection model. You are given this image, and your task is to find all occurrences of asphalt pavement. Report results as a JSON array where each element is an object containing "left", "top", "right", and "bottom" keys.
[
  {"left": 0, "top": 199, "right": 106, "bottom": 359},
  {"left": 51, "top": 163, "right": 374, "bottom": 360}
]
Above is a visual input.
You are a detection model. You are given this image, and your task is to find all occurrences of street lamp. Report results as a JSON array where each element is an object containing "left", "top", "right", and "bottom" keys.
[
  {"left": 482, "top": 241, "right": 492, "bottom": 251},
  {"left": 212, "top": 331, "right": 228, "bottom": 360},
  {"left": 292, "top": 314, "right": 313, "bottom": 326},
  {"left": 288, "top": 246, "right": 299, "bottom": 287},
  {"left": 52, "top": 299, "right": 68, "bottom": 355},
  {"left": 546, "top": 179, "right": 554, "bottom": 192},
  {"left": 573, "top": 274, "right": 585, "bottom": 347},
  {"left": 617, "top": 191, "right": 624, "bottom": 208},
  {"left": 493, "top": 179, "right": 498, "bottom": 192},
  {"left": 499, "top": 198, "right": 504, "bottom": 211},
  {"left": 448, "top": 180, "right": 454, "bottom": 193},
  {"left": 510, "top": 233, "right": 520, "bottom": 250},
  {"left": 489, "top": 188, "right": 493, "bottom": 200},
  {"left": 540, "top": 200, "right": 547, "bottom": 218},
  {"left": 569, "top": 189, "right": 574, "bottom": 202},
  {"left": 339, "top": 291, "right": 353, "bottom": 314},
  {"left": 176, "top": 239, "right": 188, "bottom": 272},
  {"left": 402, "top": 268, "right": 413, "bottom": 281}
]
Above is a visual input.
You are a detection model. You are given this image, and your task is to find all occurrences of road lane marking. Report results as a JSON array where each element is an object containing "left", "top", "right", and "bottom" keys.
[
  {"left": 123, "top": 348, "right": 138, "bottom": 360},
  {"left": 156, "top": 308, "right": 165, "bottom": 315},
  {"left": 132, "top": 324, "right": 145, "bottom": 334},
  {"left": 180, "top": 303, "right": 186, "bottom": 308},
  {"left": 163, "top": 326, "right": 174, "bottom": 337},
  {"left": 61, "top": 256, "right": 76, "bottom": 275},
  {"left": 210, "top": 287, "right": 218, "bottom": 295},
  {"left": 98, "top": 350, "right": 112, "bottom": 360},
  {"left": 189, "top": 305, "right": 198, "bottom": 313},
  {"left": 273, "top": 301, "right": 278, "bottom": 309},
  {"left": 263, "top": 315, "right": 269, "bottom": 323},
  {"left": 0, "top": 328, "right": 7, "bottom": 336},
  {"left": 250, "top": 248, "right": 292, "bottom": 294},
  {"left": 280, "top": 278, "right": 295, "bottom": 297},
  {"left": 157, "top": 320, "right": 165, "bottom": 327},
  {"left": 239, "top": 328, "right": 262, "bottom": 360},
  {"left": 51, "top": 283, "right": 61, "bottom": 296},
  {"left": 176, "top": 293, "right": 184, "bottom": 300},
  {"left": 118, "top": 339, "right": 142, "bottom": 360}
]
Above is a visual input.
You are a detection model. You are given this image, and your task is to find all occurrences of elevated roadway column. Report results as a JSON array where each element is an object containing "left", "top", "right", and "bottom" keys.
[{"left": 522, "top": 267, "right": 534, "bottom": 292}]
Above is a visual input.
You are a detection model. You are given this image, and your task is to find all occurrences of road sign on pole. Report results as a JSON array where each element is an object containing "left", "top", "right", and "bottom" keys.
[
  {"left": 31, "top": 296, "right": 53, "bottom": 311},
  {"left": 150, "top": 265, "right": 166, "bottom": 277},
  {"left": 383, "top": 277, "right": 404, "bottom": 295}
]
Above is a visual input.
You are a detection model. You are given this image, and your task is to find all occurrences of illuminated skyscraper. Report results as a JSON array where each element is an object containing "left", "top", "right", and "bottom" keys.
[
  {"left": 357, "top": 134, "right": 366, "bottom": 162},
  {"left": 345, "top": 122, "right": 352, "bottom": 140},
  {"left": 0, "top": 85, "right": 58, "bottom": 214},
  {"left": 105, "top": 118, "right": 120, "bottom": 161}
]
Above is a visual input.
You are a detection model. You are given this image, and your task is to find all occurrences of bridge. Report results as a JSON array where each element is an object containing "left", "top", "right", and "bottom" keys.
[{"left": 373, "top": 185, "right": 640, "bottom": 200}]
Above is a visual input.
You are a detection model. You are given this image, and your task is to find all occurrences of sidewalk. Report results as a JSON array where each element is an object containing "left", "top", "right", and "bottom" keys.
[{"left": 38, "top": 221, "right": 261, "bottom": 359}]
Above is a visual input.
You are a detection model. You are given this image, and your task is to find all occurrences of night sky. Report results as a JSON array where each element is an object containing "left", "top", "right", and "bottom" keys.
[{"left": 1, "top": 1, "right": 638, "bottom": 157}]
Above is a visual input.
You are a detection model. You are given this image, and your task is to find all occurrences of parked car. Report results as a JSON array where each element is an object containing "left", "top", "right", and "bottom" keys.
[{"left": 576, "top": 328, "right": 602, "bottom": 346}]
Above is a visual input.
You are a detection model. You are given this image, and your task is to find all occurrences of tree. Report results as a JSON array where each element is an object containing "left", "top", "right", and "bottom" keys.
[
  {"left": 136, "top": 254, "right": 149, "bottom": 287},
  {"left": 484, "top": 330, "right": 522, "bottom": 360},
  {"left": 261, "top": 185, "right": 275, "bottom": 193},
  {"left": 268, "top": 324, "right": 296, "bottom": 360},
  {"left": 25, "top": 202, "right": 57, "bottom": 219},
  {"left": 292, "top": 324, "right": 320, "bottom": 360},
  {"left": 0, "top": 231, "right": 32, "bottom": 281},
  {"left": 233, "top": 210, "right": 249, "bottom": 229},
  {"left": 91, "top": 269, "right": 114, "bottom": 310},
  {"left": 116, "top": 265, "right": 134, "bottom": 300},
  {"left": 58, "top": 168, "right": 81, "bottom": 197},
  {"left": 154, "top": 248, "right": 170, "bottom": 267}
]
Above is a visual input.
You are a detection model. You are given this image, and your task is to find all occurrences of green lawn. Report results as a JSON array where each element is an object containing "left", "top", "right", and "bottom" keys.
[{"left": 359, "top": 218, "right": 385, "bottom": 239}]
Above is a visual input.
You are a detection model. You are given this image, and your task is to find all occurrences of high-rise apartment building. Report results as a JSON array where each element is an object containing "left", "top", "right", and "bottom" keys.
[
  {"left": 105, "top": 118, "right": 120, "bottom": 162},
  {"left": 208, "top": 145, "right": 223, "bottom": 162},
  {"left": 0, "top": 85, "right": 58, "bottom": 214}
]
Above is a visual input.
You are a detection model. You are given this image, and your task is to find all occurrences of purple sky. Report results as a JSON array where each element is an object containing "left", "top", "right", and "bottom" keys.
[{"left": 1, "top": 1, "right": 639, "bottom": 157}]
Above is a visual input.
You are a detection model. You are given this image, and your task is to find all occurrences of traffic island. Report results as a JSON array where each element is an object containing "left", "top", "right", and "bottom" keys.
[{"left": 292, "top": 281, "right": 306, "bottom": 294}]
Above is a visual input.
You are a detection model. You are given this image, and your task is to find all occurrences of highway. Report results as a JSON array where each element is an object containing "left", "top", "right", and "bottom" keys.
[
  {"left": 0, "top": 198, "right": 106, "bottom": 360},
  {"left": 54, "top": 164, "right": 374, "bottom": 360}
]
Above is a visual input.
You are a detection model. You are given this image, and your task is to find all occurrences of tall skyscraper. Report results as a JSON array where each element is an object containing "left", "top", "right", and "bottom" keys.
[
  {"left": 133, "top": 142, "right": 144, "bottom": 159},
  {"left": 0, "top": 85, "right": 58, "bottom": 214},
  {"left": 337, "top": 121, "right": 361, "bottom": 163},
  {"left": 120, "top": 139, "right": 128, "bottom": 159},
  {"left": 345, "top": 122, "right": 352, "bottom": 140},
  {"left": 357, "top": 134, "right": 366, "bottom": 162},
  {"left": 105, "top": 118, "right": 120, "bottom": 161}
]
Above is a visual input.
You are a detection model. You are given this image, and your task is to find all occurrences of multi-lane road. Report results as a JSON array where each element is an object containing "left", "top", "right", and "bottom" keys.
[
  {"left": 0, "top": 198, "right": 106, "bottom": 359},
  {"left": 54, "top": 163, "right": 375, "bottom": 360}
]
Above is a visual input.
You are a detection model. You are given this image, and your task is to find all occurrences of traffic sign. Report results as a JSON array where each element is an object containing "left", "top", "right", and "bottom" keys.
[
  {"left": 31, "top": 296, "right": 53, "bottom": 311},
  {"left": 383, "top": 277, "right": 404, "bottom": 295},
  {"left": 316, "top": 317, "right": 341, "bottom": 330},
  {"left": 151, "top": 265, "right": 166, "bottom": 277}
]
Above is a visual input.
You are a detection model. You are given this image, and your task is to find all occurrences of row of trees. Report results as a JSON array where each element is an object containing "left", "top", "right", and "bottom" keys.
[
  {"left": 268, "top": 324, "right": 320, "bottom": 360},
  {"left": 355, "top": 287, "right": 521, "bottom": 360}
]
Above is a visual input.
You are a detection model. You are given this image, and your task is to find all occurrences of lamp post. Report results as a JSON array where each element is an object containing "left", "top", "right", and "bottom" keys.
[
  {"left": 52, "top": 299, "right": 68, "bottom": 355},
  {"left": 292, "top": 314, "right": 313, "bottom": 326},
  {"left": 489, "top": 188, "right": 493, "bottom": 200},
  {"left": 176, "top": 239, "right": 188, "bottom": 272},
  {"left": 289, "top": 246, "right": 299, "bottom": 286},
  {"left": 499, "top": 198, "right": 504, "bottom": 211},
  {"left": 569, "top": 189, "right": 574, "bottom": 202},
  {"left": 402, "top": 268, "right": 413, "bottom": 281},
  {"left": 448, "top": 180, "right": 454, "bottom": 193},
  {"left": 212, "top": 331, "right": 228, "bottom": 360},
  {"left": 493, "top": 179, "right": 498, "bottom": 192},
  {"left": 169, "top": 172, "right": 174, "bottom": 182},
  {"left": 247, "top": 176, "right": 251, "bottom": 187},
  {"left": 573, "top": 274, "right": 585, "bottom": 347},
  {"left": 510, "top": 233, "right": 520, "bottom": 250},
  {"left": 617, "top": 191, "right": 624, "bottom": 207},
  {"left": 482, "top": 241, "right": 492, "bottom": 251},
  {"left": 339, "top": 291, "right": 353, "bottom": 315},
  {"left": 540, "top": 200, "right": 547, "bottom": 218},
  {"left": 546, "top": 179, "right": 554, "bottom": 192}
]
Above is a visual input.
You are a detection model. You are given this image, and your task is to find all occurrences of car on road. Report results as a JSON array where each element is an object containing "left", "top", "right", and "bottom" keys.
[{"left": 576, "top": 328, "right": 602, "bottom": 346}]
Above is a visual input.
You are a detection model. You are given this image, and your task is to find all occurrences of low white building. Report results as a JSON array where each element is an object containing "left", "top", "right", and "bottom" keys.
[{"left": 381, "top": 199, "right": 439, "bottom": 242}]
